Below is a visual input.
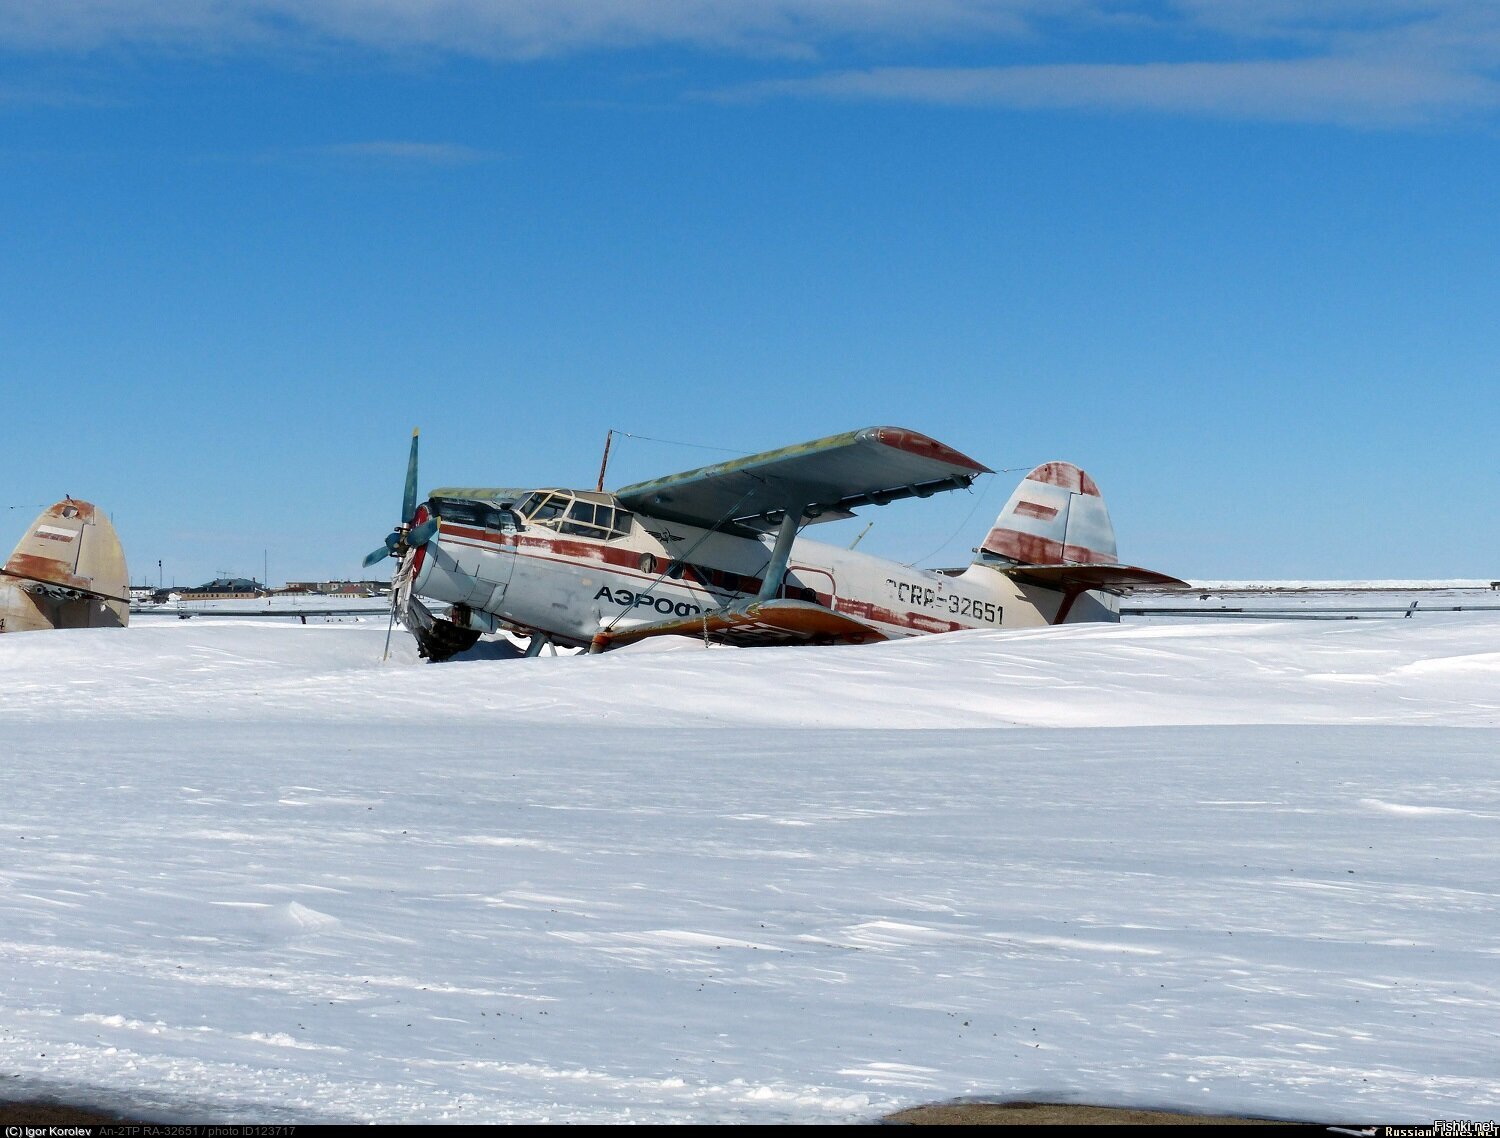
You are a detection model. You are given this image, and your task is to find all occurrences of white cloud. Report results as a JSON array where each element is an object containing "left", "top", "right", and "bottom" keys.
[
  {"left": 3, "top": 1, "right": 1499, "bottom": 126},
  {"left": 316, "top": 140, "right": 501, "bottom": 164},
  {"left": 0, "top": 0, "right": 1050, "bottom": 57},
  {"left": 730, "top": 55, "right": 1500, "bottom": 126}
]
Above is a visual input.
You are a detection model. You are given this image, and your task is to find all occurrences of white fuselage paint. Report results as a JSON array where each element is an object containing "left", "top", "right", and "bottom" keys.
[{"left": 411, "top": 511, "right": 1116, "bottom": 649}]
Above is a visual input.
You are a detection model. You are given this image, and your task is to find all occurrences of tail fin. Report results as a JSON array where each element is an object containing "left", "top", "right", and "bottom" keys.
[
  {"left": 974, "top": 463, "right": 1188, "bottom": 623},
  {"left": 978, "top": 461, "right": 1118, "bottom": 567},
  {"left": 1, "top": 498, "right": 130, "bottom": 632}
]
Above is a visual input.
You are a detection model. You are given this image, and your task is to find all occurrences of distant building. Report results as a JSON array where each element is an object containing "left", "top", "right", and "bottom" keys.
[
  {"left": 278, "top": 580, "right": 388, "bottom": 597},
  {"left": 171, "top": 578, "right": 269, "bottom": 600}
]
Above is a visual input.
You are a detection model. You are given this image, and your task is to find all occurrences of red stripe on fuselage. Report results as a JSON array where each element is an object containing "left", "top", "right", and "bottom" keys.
[
  {"left": 437, "top": 528, "right": 733, "bottom": 604},
  {"left": 441, "top": 523, "right": 653, "bottom": 573},
  {"left": 435, "top": 524, "right": 979, "bottom": 638}
]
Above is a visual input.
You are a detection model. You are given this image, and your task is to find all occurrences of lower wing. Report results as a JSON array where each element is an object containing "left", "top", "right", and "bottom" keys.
[{"left": 590, "top": 598, "right": 887, "bottom": 651}]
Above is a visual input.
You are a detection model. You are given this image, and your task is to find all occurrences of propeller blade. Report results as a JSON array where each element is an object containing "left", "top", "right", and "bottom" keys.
[
  {"left": 402, "top": 428, "right": 420, "bottom": 524},
  {"left": 408, "top": 517, "right": 439, "bottom": 547},
  {"left": 361, "top": 429, "right": 423, "bottom": 574},
  {"left": 361, "top": 528, "right": 404, "bottom": 568}
]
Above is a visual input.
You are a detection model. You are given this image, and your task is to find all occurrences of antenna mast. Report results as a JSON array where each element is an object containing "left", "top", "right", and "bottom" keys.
[{"left": 595, "top": 429, "right": 615, "bottom": 492}]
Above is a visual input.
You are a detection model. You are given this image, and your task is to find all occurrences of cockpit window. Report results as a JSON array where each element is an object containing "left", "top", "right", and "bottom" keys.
[
  {"left": 557, "top": 501, "right": 589, "bottom": 536},
  {"left": 561, "top": 500, "right": 629, "bottom": 539},
  {"left": 535, "top": 494, "right": 570, "bottom": 521},
  {"left": 515, "top": 490, "right": 632, "bottom": 540}
]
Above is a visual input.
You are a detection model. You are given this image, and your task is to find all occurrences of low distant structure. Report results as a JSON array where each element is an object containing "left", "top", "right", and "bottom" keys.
[
  {"left": 170, "top": 578, "right": 268, "bottom": 601},
  {"left": 279, "top": 580, "right": 389, "bottom": 597},
  {"left": 128, "top": 578, "right": 391, "bottom": 614}
]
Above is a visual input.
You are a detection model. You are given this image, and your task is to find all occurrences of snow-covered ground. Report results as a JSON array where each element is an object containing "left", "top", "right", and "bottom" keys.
[
  {"left": 1174, "top": 580, "right": 1496, "bottom": 591},
  {"left": 2, "top": 590, "right": 1498, "bottom": 1125},
  {"left": 1127, "top": 581, "right": 1500, "bottom": 618},
  {"left": 132, "top": 594, "right": 391, "bottom": 619}
]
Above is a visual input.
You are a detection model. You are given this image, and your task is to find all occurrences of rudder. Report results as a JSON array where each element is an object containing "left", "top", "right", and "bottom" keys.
[{"left": 978, "top": 461, "right": 1118, "bottom": 566}]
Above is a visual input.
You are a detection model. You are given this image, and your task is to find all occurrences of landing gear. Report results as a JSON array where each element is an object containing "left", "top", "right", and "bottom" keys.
[
  {"left": 401, "top": 594, "right": 481, "bottom": 662},
  {"left": 523, "top": 632, "right": 558, "bottom": 658}
]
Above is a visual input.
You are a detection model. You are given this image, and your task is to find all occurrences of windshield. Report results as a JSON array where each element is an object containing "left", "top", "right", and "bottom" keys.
[
  {"left": 514, "top": 491, "right": 632, "bottom": 540},
  {"left": 515, "top": 492, "right": 570, "bottom": 522}
]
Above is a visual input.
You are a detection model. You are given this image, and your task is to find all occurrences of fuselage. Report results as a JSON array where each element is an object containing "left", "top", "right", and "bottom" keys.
[{"left": 407, "top": 488, "right": 1115, "bottom": 649}]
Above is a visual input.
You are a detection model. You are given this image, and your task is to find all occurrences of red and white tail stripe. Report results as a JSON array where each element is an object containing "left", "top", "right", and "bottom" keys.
[{"left": 980, "top": 461, "right": 1119, "bottom": 566}]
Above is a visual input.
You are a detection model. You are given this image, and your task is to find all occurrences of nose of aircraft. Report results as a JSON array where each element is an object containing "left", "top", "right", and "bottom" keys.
[{"left": 363, "top": 429, "right": 439, "bottom": 569}]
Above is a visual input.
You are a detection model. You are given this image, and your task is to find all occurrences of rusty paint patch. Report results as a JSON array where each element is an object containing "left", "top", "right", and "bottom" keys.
[
  {"left": 1012, "top": 500, "right": 1059, "bottom": 520},
  {"left": 835, "top": 596, "right": 966, "bottom": 635},
  {"left": 873, "top": 428, "right": 989, "bottom": 474},
  {"left": 42, "top": 500, "right": 97, "bottom": 523},
  {"left": 2, "top": 553, "right": 89, "bottom": 591},
  {"left": 1028, "top": 462, "right": 1100, "bottom": 496},
  {"left": 982, "top": 527, "right": 1113, "bottom": 566}
]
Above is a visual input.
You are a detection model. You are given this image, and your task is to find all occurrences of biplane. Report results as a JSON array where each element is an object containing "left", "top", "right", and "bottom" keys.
[{"left": 363, "top": 426, "right": 1187, "bottom": 660}]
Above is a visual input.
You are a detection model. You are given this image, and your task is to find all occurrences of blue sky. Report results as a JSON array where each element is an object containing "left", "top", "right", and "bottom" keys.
[{"left": 2, "top": 1, "right": 1497, "bottom": 586}]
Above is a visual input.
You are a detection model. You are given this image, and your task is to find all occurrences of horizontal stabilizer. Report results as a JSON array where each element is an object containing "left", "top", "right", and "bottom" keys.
[
  {"left": 590, "top": 598, "right": 887, "bottom": 651},
  {"left": 1005, "top": 564, "right": 1190, "bottom": 595}
]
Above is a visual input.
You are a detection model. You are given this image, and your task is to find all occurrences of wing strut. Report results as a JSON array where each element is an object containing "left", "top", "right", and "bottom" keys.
[
  {"left": 757, "top": 510, "right": 802, "bottom": 601},
  {"left": 589, "top": 500, "right": 828, "bottom": 654},
  {"left": 588, "top": 481, "right": 765, "bottom": 651}
]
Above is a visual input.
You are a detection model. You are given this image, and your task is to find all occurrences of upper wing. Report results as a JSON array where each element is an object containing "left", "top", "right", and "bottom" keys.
[{"left": 614, "top": 426, "right": 991, "bottom": 534}]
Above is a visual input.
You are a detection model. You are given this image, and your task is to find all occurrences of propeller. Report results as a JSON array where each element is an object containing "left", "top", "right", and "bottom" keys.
[{"left": 363, "top": 429, "right": 439, "bottom": 568}]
